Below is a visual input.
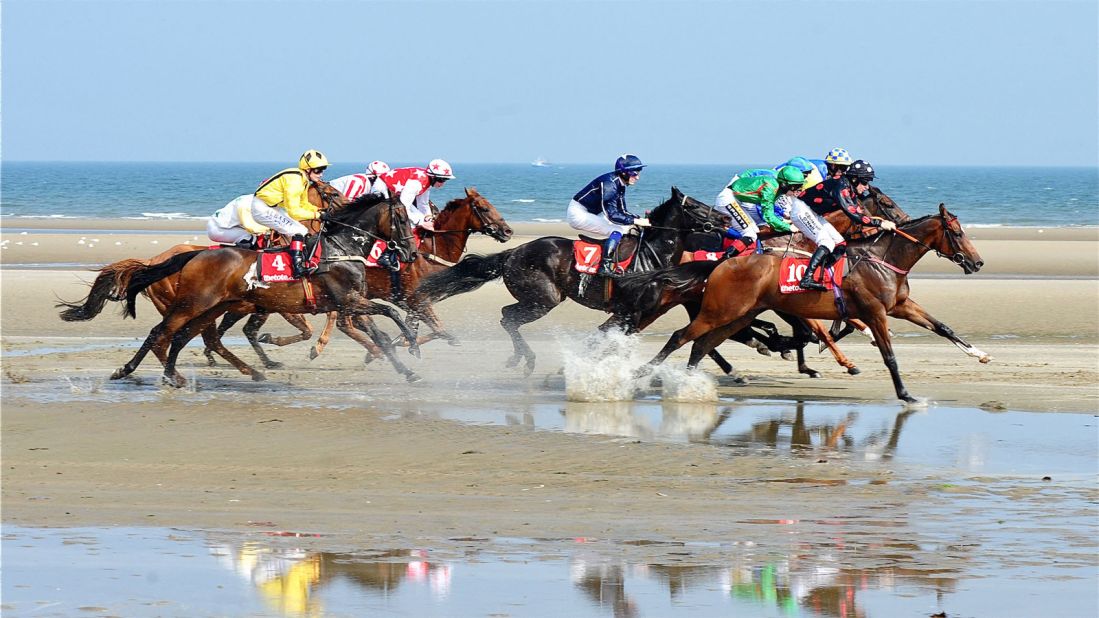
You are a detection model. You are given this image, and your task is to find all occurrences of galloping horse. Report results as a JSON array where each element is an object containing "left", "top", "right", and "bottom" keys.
[
  {"left": 613, "top": 185, "right": 914, "bottom": 379},
  {"left": 414, "top": 187, "right": 731, "bottom": 375},
  {"left": 107, "top": 193, "right": 421, "bottom": 387},
  {"left": 57, "top": 181, "right": 350, "bottom": 378},
  {"left": 636, "top": 205, "right": 984, "bottom": 402},
  {"left": 240, "top": 188, "right": 514, "bottom": 362}
]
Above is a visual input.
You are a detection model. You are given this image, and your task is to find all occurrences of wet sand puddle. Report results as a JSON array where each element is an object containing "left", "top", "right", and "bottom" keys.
[{"left": 4, "top": 523, "right": 1096, "bottom": 618}]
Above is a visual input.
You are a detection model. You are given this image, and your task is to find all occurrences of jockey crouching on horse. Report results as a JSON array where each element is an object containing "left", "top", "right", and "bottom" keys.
[
  {"left": 380, "top": 159, "right": 455, "bottom": 234},
  {"left": 797, "top": 150, "right": 896, "bottom": 290},
  {"left": 330, "top": 160, "right": 392, "bottom": 200},
  {"left": 716, "top": 165, "right": 805, "bottom": 256},
  {"left": 206, "top": 149, "right": 329, "bottom": 278},
  {"left": 566, "top": 154, "right": 652, "bottom": 277}
]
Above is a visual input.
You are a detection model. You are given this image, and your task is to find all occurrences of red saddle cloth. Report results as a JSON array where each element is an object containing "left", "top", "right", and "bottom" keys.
[
  {"left": 258, "top": 241, "right": 323, "bottom": 283},
  {"left": 690, "top": 238, "right": 756, "bottom": 262},
  {"left": 779, "top": 256, "right": 847, "bottom": 294},
  {"left": 364, "top": 228, "right": 419, "bottom": 270},
  {"left": 573, "top": 239, "right": 635, "bottom": 275}
]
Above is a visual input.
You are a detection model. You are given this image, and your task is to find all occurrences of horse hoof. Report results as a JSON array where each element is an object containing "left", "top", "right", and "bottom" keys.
[
  {"left": 162, "top": 375, "right": 186, "bottom": 389},
  {"left": 257, "top": 333, "right": 273, "bottom": 344},
  {"left": 847, "top": 366, "right": 861, "bottom": 375},
  {"left": 406, "top": 373, "right": 423, "bottom": 383},
  {"left": 205, "top": 356, "right": 218, "bottom": 367},
  {"left": 807, "top": 371, "right": 822, "bottom": 379},
  {"left": 979, "top": 355, "right": 991, "bottom": 364},
  {"left": 447, "top": 338, "right": 462, "bottom": 347},
  {"left": 408, "top": 346, "right": 421, "bottom": 359},
  {"left": 109, "top": 369, "right": 126, "bottom": 380},
  {"left": 309, "top": 347, "right": 320, "bottom": 360},
  {"left": 264, "top": 361, "right": 284, "bottom": 370},
  {"left": 363, "top": 354, "right": 376, "bottom": 366},
  {"left": 780, "top": 351, "right": 795, "bottom": 361},
  {"left": 731, "top": 373, "right": 749, "bottom": 385},
  {"left": 523, "top": 363, "right": 536, "bottom": 378},
  {"left": 504, "top": 355, "right": 520, "bottom": 369},
  {"left": 251, "top": 372, "right": 267, "bottom": 382}
]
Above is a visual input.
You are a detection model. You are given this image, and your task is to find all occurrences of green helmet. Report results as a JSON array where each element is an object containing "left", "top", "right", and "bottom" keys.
[{"left": 776, "top": 165, "right": 806, "bottom": 188}]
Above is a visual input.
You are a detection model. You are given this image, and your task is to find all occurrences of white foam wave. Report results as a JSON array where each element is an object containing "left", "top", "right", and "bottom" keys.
[
  {"left": 532, "top": 218, "right": 562, "bottom": 223},
  {"left": 511, "top": 199, "right": 536, "bottom": 203},
  {"left": 139, "top": 212, "right": 196, "bottom": 219}
]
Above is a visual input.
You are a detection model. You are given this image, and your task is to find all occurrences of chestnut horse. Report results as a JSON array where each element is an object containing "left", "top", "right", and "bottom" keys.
[
  {"left": 636, "top": 205, "right": 984, "bottom": 402},
  {"left": 229, "top": 188, "right": 514, "bottom": 364},
  {"left": 106, "top": 193, "right": 420, "bottom": 387}
]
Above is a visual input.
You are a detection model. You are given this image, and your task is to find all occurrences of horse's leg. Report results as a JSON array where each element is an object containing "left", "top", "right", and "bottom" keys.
[
  {"left": 163, "top": 305, "right": 232, "bottom": 388},
  {"left": 353, "top": 301, "right": 421, "bottom": 359},
  {"left": 680, "top": 301, "right": 738, "bottom": 377},
  {"left": 804, "top": 318, "right": 860, "bottom": 375},
  {"left": 865, "top": 310, "right": 917, "bottom": 403},
  {"left": 204, "top": 310, "right": 247, "bottom": 366},
  {"left": 339, "top": 314, "right": 386, "bottom": 365},
  {"left": 889, "top": 298, "right": 991, "bottom": 363},
  {"left": 309, "top": 311, "right": 339, "bottom": 360},
  {"left": 687, "top": 314, "right": 763, "bottom": 370},
  {"left": 258, "top": 313, "right": 313, "bottom": 347},
  {"left": 199, "top": 323, "right": 265, "bottom": 380},
  {"left": 242, "top": 313, "right": 286, "bottom": 369},
  {"left": 111, "top": 322, "right": 169, "bottom": 380},
  {"left": 500, "top": 301, "right": 555, "bottom": 377},
  {"left": 349, "top": 315, "right": 421, "bottom": 383}
]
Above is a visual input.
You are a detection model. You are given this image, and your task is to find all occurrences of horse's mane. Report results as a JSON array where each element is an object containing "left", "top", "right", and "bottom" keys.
[{"left": 323, "top": 193, "right": 388, "bottom": 224}]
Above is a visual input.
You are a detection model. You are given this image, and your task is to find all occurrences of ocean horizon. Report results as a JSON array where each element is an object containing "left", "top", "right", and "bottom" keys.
[{"left": 1, "top": 162, "right": 1096, "bottom": 228}]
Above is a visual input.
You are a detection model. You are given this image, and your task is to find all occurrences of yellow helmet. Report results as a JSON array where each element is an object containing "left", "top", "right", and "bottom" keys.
[{"left": 298, "top": 149, "right": 330, "bottom": 171}]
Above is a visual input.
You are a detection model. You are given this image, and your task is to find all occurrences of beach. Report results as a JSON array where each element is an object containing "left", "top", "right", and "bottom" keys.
[{"left": 2, "top": 219, "right": 1098, "bottom": 613}]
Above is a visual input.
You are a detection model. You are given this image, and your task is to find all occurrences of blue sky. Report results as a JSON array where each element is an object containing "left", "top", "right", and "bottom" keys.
[{"left": 3, "top": 0, "right": 1097, "bottom": 166}]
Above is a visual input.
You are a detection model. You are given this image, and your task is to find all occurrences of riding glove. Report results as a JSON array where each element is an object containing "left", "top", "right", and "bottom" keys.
[{"left": 633, "top": 217, "right": 651, "bottom": 228}]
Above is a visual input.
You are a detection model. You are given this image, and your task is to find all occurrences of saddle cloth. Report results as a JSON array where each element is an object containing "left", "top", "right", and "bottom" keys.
[
  {"left": 779, "top": 256, "right": 848, "bottom": 294},
  {"left": 573, "top": 239, "right": 635, "bottom": 275},
  {"left": 257, "top": 239, "right": 324, "bottom": 283},
  {"left": 364, "top": 228, "right": 420, "bottom": 270}
]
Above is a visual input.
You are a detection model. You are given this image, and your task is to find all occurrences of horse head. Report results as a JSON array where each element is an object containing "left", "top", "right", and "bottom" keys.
[
  {"left": 931, "top": 203, "right": 983, "bottom": 274},
  {"left": 650, "top": 186, "right": 731, "bottom": 234},
  {"left": 442, "top": 187, "right": 513, "bottom": 243},
  {"left": 309, "top": 180, "right": 348, "bottom": 211}
]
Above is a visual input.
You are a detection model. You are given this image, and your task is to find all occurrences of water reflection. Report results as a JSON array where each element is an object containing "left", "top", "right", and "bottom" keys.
[{"left": 563, "top": 401, "right": 729, "bottom": 443}]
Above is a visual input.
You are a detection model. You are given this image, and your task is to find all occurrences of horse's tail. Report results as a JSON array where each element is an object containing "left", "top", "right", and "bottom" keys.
[
  {"left": 414, "top": 249, "right": 514, "bottom": 303},
  {"left": 123, "top": 250, "right": 205, "bottom": 318},
  {"left": 611, "top": 260, "right": 723, "bottom": 315},
  {"left": 56, "top": 258, "right": 151, "bottom": 322}
]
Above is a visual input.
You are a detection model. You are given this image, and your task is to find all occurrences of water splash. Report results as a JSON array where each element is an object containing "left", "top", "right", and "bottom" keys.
[
  {"left": 558, "top": 330, "right": 646, "bottom": 402},
  {"left": 655, "top": 365, "right": 717, "bottom": 402}
]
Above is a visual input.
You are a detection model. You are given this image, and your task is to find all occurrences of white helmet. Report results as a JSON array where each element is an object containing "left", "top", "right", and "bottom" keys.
[
  {"left": 366, "top": 160, "right": 391, "bottom": 179},
  {"left": 426, "top": 158, "right": 455, "bottom": 180}
]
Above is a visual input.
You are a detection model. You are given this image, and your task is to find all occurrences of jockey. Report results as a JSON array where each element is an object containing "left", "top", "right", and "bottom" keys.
[
  {"left": 716, "top": 165, "right": 803, "bottom": 250},
  {"left": 380, "top": 159, "right": 455, "bottom": 232},
  {"left": 206, "top": 194, "right": 270, "bottom": 247},
  {"left": 798, "top": 158, "right": 896, "bottom": 290},
  {"left": 252, "top": 149, "right": 330, "bottom": 278},
  {"left": 566, "top": 154, "right": 652, "bottom": 277},
  {"left": 329, "top": 160, "right": 391, "bottom": 200}
]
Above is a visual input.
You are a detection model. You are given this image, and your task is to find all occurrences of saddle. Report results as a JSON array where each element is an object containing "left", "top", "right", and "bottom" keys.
[
  {"left": 573, "top": 234, "right": 639, "bottom": 275},
  {"left": 255, "top": 236, "right": 325, "bottom": 283}
]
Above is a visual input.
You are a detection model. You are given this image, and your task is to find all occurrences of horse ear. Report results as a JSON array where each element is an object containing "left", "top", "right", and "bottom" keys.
[
  {"left": 671, "top": 186, "right": 683, "bottom": 199},
  {"left": 938, "top": 203, "right": 947, "bottom": 216},
  {"left": 465, "top": 187, "right": 472, "bottom": 198}
]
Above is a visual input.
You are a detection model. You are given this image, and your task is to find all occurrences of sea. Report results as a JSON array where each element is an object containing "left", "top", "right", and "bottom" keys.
[{"left": 1, "top": 161, "right": 1096, "bottom": 227}]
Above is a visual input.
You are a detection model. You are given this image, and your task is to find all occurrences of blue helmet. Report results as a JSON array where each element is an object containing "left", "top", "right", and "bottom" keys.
[
  {"left": 780, "top": 156, "right": 817, "bottom": 174},
  {"left": 614, "top": 154, "right": 645, "bottom": 175}
]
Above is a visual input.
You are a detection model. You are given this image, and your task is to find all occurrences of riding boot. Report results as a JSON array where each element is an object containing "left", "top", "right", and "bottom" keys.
[
  {"left": 799, "top": 245, "right": 830, "bottom": 291},
  {"left": 289, "top": 235, "right": 313, "bottom": 279},
  {"left": 598, "top": 232, "right": 622, "bottom": 278}
]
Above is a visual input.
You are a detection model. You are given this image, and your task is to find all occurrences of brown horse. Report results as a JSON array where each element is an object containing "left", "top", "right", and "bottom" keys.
[
  {"left": 106, "top": 193, "right": 420, "bottom": 387},
  {"left": 609, "top": 186, "right": 911, "bottom": 379},
  {"left": 232, "top": 188, "right": 514, "bottom": 363},
  {"left": 636, "top": 205, "right": 984, "bottom": 402},
  {"left": 57, "top": 181, "right": 351, "bottom": 379}
]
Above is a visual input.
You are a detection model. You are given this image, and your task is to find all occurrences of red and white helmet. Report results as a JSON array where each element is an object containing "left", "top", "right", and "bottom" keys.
[
  {"left": 366, "top": 160, "right": 391, "bottom": 179},
  {"left": 426, "top": 158, "right": 455, "bottom": 180}
]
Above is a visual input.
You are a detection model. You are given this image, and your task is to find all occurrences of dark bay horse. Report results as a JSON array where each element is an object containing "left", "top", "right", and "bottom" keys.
[
  {"left": 241, "top": 188, "right": 514, "bottom": 362},
  {"left": 414, "top": 187, "right": 731, "bottom": 375},
  {"left": 108, "top": 193, "right": 420, "bottom": 387},
  {"left": 637, "top": 205, "right": 984, "bottom": 402}
]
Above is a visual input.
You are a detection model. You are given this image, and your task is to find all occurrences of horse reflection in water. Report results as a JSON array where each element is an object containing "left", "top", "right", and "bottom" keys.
[
  {"left": 210, "top": 543, "right": 450, "bottom": 616},
  {"left": 562, "top": 401, "right": 730, "bottom": 443}
]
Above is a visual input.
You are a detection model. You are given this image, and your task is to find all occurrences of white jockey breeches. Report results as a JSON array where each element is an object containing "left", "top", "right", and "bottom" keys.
[
  {"left": 566, "top": 200, "right": 633, "bottom": 239},
  {"left": 790, "top": 199, "right": 844, "bottom": 251},
  {"left": 251, "top": 197, "right": 308, "bottom": 238},
  {"left": 715, "top": 188, "right": 761, "bottom": 239},
  {"left": 206, "top": 218, "right": 254, "bottom": 245}
]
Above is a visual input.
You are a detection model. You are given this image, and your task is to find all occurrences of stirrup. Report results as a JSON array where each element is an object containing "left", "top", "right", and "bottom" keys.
[
  {"left": 598, "top": 260, "right": 619, "bottom": 278},
  {"left": 799, "top": 276, "right": 826, "bottom": 291}
]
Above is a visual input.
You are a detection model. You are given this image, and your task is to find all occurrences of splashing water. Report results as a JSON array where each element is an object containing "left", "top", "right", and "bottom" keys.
[
  {"left": 558, "top": 330, "right": 717, "bottom": 402},
  {"left": 558, "top": 330, "right": 647, "bottom": 402},
  {"left": 655, "top": 365, "right": 717, "bottom": 402}
]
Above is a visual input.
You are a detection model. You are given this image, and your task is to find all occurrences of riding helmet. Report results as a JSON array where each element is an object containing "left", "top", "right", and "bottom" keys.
[
  {"left": 846, "top": 160, "right": 876, "bottom": 183},
  {"left": 427, "top": 159, "right": 455, "bottom": 180},
  {"left": 615, "top": 154, "right": 646, "bottom": 174},
  {"left": 298, "top": 149, "right": 331, "bottom": 171},
  {"left": 776, "top": 165, "right": 806, "bottom": 188},
  {"left": 824, "top": 148, "right": 853, "bottom": 166}
]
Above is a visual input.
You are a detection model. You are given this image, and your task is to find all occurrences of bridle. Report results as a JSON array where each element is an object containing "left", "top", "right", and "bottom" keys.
[{"left": 863, "top": 210, "right": 971, "bottom": 267}]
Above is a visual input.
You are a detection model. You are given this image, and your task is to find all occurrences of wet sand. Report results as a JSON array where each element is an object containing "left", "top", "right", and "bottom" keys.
[{"left": 2, "top": 219, "right": 1098, "bottom": 613}]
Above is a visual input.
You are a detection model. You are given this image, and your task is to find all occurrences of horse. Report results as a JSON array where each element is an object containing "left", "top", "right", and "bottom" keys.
[
  {"left": 413, "top": 187, "right": 732, "bottom": 375},
  {"left": 235, "top": 188, "right": 514, "bottom": 363},
  {"left": 106, "top": 192, "right": 421, "bottom": 387},
  {"left": 607, "top": 185, "right": 912, "bottom": 380},
  {"left": 56, "top": 181, "right": 351, "bottom": 379},
  {"left": 636, "top": 204, "right": 984, "bottom": 402}
]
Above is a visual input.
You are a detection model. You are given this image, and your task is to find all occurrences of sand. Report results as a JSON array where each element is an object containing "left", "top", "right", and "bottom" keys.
[{"left": 2, "top": 219, "right": 1097, "bottom": 557}]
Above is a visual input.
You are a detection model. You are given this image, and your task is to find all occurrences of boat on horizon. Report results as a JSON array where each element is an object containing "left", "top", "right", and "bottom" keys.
[{"left": 530, "top": 157, "right": 550, "bottom": 167}]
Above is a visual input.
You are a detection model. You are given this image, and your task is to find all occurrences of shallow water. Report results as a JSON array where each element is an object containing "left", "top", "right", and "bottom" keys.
[{"left": 3, "top": 524, "right": 1096, "bottom": 618}]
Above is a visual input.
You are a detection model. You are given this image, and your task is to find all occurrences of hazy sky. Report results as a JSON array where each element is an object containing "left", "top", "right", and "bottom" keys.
[{"left": 3, "top": 0, "right": 1097, "bottom": 165}]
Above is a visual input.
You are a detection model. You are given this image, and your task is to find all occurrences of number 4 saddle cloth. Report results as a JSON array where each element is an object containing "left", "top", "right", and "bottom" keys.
[
  {"left": 256, "top": 239, "right": 324, "bottom": 283},
  {"left": 779, "top": 256, "right": 848, "bottom": 294}
]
